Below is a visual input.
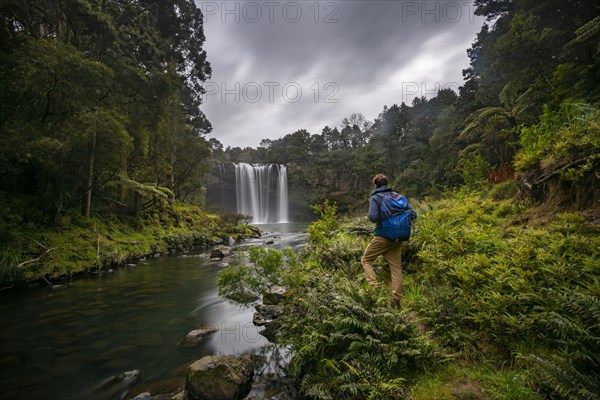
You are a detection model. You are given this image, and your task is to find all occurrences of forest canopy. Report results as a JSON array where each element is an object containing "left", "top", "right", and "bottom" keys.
[
  {"left": 0, "top": 0, "right": 212, "bottom": 224},
  {"left": 1, "top": 0, "right": 599, "bottom": 223}
]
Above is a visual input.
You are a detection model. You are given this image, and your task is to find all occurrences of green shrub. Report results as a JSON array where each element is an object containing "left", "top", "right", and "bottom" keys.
[
  {"left": 515, "top": 103, "right": 599, "bottom": 178},
  {"left": 307, "top": 200, "right": 338, "bottom": 247},
  {"left": 279, "top": 277, "right": 444, "bottom": 400},
  {"left": 410, "top": 196, "right": 600, "bottom": 396},
  {"left": 216, "top": 246, "right": 297, "bottom": 304},
  {"left": 487, "top": 179, "right": 518, "bottom": 201}
]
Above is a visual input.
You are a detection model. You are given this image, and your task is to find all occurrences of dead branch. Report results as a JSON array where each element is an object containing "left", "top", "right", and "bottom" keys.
[
  {"left": 533, "top": 156, "right": 594, "bottom": 186},
  {"left": 0, "top": 284, "right": 15, "bottom": 292},
  {"left": 24, "top": 236, "right": 49, "bottom": 250},
  {"left": 18, "top": 247, "right": 55, "bottom": 268}
]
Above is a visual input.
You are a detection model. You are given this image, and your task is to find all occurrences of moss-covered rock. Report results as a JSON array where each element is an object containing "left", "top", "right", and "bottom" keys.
[{"left": 186, "top": 355, "right": 254, "bottom": 400}]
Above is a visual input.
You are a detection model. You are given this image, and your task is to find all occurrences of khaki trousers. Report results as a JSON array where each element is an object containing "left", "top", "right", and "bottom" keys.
[{"left": 361, "top": 236, "right": 403, "bottom": 300}]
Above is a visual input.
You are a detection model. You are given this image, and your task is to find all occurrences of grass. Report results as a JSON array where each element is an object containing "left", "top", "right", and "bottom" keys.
[
  {"left": 0, "top": 204, "right": 258, "bottom": 284},
  {"left": 411, "top": 362, "right": 543, "bottom": 400}
]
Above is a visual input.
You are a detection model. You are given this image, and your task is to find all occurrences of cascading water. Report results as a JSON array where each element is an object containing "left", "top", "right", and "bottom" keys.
[
  {"left": 235, "top": 163, "right": 289, "bottom": 224},
  {"left": 278, "top": 165, "right": 288, "bottom": 223}
]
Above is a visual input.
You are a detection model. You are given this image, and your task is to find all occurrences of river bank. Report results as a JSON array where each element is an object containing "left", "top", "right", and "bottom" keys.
[
  {"left": 0, "top": 223, "right": 307, "bottom": 400},
  {"left": 0, "top": 204, "right": 261, "bottom": 287}
]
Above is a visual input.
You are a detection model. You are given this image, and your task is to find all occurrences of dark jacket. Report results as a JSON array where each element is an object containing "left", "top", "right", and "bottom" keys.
[
  {"left": 368, "top": 185, "right": 416, "bottom": 237},
  {"left": 368, "top": 185, "right": 394, "bottom": 223}
]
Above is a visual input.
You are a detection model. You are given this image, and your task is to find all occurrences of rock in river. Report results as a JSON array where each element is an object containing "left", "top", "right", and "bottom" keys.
[
  {"left": 179, "top": 324, "right": 219, "bottom": 347},
  {"left": 210, "top": 246, "right": 232, "bottom": 260},
  {"left": 186, "top": 354, "right": 255, "bottom": 400},
  {"left": 253, "top": 304, "right": 284, "bottom": 326},
  {"left": 262, "top": 285, "right": 287, "bottom": 305},
  {"left": 85, "top": 369, "right": 141, "bottom": 400}
]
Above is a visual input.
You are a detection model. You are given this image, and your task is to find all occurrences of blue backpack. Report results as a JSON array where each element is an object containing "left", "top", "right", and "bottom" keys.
[{"left": 375, "top": 192, "right": 417, "bottom": 241}]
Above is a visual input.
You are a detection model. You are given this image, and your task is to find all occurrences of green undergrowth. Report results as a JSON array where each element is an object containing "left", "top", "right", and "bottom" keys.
[
  {"left": 217, "top": 191, "right": 599, "bottom": 399},
  {"left": 0, "top": 203, "right": 258, "bottom": 284}
]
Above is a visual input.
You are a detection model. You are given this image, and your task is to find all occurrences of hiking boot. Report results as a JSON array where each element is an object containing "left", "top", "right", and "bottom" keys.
[{"left": 390, "top": 298, "right": 401, "bottom": 309}]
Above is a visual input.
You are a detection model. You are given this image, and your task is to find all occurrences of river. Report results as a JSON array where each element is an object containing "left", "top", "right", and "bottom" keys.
[{"left": 0, "top": 223, "right": 307, "bottom": 400}]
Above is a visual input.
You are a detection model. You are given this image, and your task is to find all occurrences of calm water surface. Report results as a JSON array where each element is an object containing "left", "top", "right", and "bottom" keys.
[{"left": 0, "top": 223, "right": 307, "bottom": 400}]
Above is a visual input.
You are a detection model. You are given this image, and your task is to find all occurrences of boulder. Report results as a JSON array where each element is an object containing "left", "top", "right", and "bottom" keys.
[
  {"left": 252, "top": 313, "right": 269, "bottom": 326},
  {"left": 210, "top": 246, "right": 232, "bottom": 260},
  {"left": 186, "top": 355, "right": 255, "bottom": 400},
  {"left": 262, "top": 285, "right": 287, "bottom": 305},
  {"left": 248, "top": 226, "right": 262, "bottom": 238},
  {"left": 258, "top": 319, "right": 282, "bottom": 343},
  {"left": 252, "top": 304, "right": 284, "bottom": 326},
  {"left": 180, "top": 325, "right": 219, "bottom": 347},
  {"left": 171, "top": 391, "right": 188, "bottom": 400},
  {"left": 210, "top": 237, "right": 224, "bottom": 245}
]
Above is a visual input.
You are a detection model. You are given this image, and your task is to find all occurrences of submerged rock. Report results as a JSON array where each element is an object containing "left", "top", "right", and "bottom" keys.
[
  {"left": 85, "top": 369, "right": 141, "bottom": 400},
  {"left": 179, "top": 325, "right": 219, "bottom": 347},
  {"left": 129, "top": 375, "right": 186, "bottom": 400},
  {"left": 186, "top": 354, "right": 255, "bottom": 400},
  {"left": 131, "top": 393, "right": 152, "bottom": 400},
  {"left": 210, "top": 246, "right": 232, "bottom": 260}
]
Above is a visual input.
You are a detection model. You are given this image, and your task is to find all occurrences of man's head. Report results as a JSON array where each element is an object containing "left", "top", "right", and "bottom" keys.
[{"left": 372, "top": 174, "right": 388, "bottom": 188}]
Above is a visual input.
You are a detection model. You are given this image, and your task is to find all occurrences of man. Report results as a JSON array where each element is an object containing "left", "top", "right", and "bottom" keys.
[{"left": 361, "top": 173, "right": 414, "bottom": 309}]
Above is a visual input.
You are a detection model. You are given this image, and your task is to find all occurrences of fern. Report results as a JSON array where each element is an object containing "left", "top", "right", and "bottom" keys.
[
  {"left": 525, "top": 289, "right": 600, "bottom": 399},
  {"left": 277, "top": 272, "right": 443, "bottom": 400}
]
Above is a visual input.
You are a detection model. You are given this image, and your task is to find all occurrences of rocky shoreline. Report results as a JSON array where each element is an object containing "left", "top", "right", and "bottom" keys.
[{"left": 127, "top": 284, "right": 292, "bottom": 400}]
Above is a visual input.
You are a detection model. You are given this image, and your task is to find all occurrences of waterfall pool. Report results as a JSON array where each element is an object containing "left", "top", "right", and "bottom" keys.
[{"left": 0, "top": 223, "right": 307, "bottom": 400}]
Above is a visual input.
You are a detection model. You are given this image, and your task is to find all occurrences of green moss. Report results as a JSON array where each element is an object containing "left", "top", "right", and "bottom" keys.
[{"left": 0, "top": 204, "right": 257, "bottom": 284}]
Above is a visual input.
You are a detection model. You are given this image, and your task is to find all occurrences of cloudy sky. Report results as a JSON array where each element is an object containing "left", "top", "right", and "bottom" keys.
[{"left": 197, "top": 1, "right": 484, "bottom": 148}]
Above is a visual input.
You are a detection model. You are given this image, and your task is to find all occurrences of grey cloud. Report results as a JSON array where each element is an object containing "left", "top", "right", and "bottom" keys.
[{"left": 199, "top": 1, "right": 484, "bottom": 148}]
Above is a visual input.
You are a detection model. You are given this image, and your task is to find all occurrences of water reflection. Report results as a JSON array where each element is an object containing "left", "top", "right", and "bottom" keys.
[{"left": 0, "top": 223, "right": 306, "bottom": 399}]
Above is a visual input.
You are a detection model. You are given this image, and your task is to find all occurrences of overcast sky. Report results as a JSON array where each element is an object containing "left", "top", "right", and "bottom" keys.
[{"left": 197, "top": 1, "right": 485, "bottom": 148}]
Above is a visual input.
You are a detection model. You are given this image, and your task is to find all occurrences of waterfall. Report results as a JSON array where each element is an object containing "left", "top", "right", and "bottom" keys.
[
  {"left": 278, "top": 165, "right": 288, "bottom": 223},
  {"left": 218, "top": 163, "right": 226, "bottom": 204},
  {"left": 234, "top": 163, "right": 289, "bottom": 224}
]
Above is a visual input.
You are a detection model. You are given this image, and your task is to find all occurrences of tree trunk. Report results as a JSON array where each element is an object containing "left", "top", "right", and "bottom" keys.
[
  {"left": 83, "top": 124, "right": 97, "bottom": 218},
  {"left": 120, "top": 154, "right": 128, "bottom": 204}
]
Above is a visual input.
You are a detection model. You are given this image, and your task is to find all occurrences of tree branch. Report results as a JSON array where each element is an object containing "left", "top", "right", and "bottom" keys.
[
  {"left": 534, "top": 156, "right": 594, "bottom": 186},
  {"left": 18, "top": 247, "right": 55, "bottom": 269}
]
